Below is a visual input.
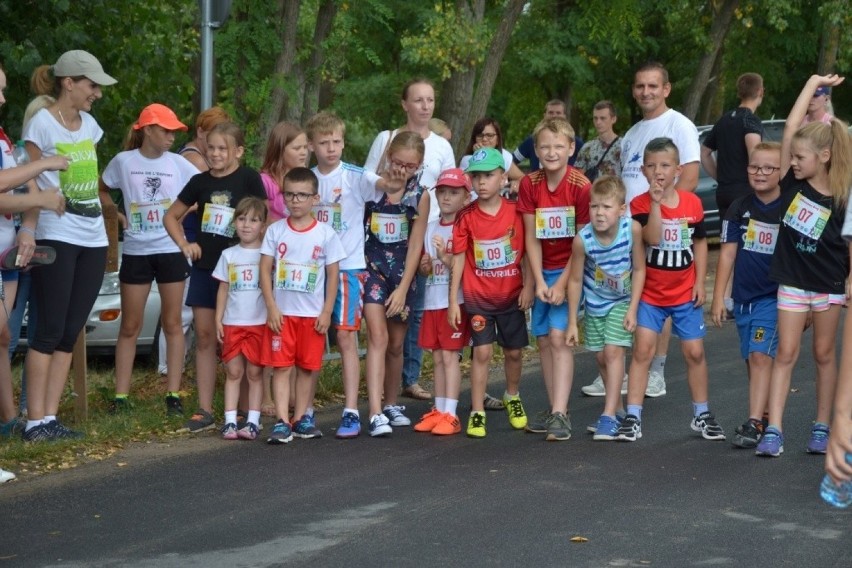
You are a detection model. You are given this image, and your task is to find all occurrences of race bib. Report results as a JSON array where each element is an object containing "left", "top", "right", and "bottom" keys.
[
  {"left": 783, "top": 193, "right": 830, "bottom": 240},
  {"left": 535, "top": 206, "right": 575, "bottom": 239},
  {"left": 370, "top": 212, "right": 408, "bottom": 243},
  {"left": 594, "top": 266, "right": 631, "bottom": 295},
  {"left": 201, "top": 203, "right": 235, "bottom": 237},
  {"left": 228, "top": 262, "right": 259, "bottom": 292},
  {"left": 275, "top": 260, "right": 319, "bottom": 293},
  {"left": 473, "top": 235, "right": 515, "bottom": 270},
  {"left": 313, "top": 202, "right": 342, "bottom": 232},
  {"left": 742, "top": 219, "right": 779, "bottom": 255},
  {"left": 426, "top": 258, "right": 450, "bottom": 287},
  {"left": 130, "top": 199, "right": 170, "bottom": 233},
  {"left": 658, "top": 218, "right": 691, "bottom": 251}
]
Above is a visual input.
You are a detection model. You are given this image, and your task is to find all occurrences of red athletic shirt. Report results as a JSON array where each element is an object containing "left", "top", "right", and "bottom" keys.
[
  {"left": 452, "top": 198, "right": 525, "bottom": 314},
  {"left": 516, "top": 167, "right": 591, "bottom": 270}
]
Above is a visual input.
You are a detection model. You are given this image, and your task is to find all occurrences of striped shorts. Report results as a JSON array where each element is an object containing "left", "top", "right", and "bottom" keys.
[{"left": 583, "top": 302, "right": 633, "bottom": 351}]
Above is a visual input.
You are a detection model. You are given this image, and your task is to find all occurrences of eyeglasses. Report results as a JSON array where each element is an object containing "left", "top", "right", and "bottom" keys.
[
  {"left": 746, "top": 165, "right": 781, "bottom": 175},
  {"left": 283, "top": 192, "right": 316, "bottom": 202},
  {"left": 391, "top": 159, "right": 420, "bottom": 172},
  {"left": 476, "top": 132, "right": 498, "bottom": 140}
]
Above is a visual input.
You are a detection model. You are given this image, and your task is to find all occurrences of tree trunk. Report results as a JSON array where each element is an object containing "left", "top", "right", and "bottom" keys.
[
  {"left": 817, "top": 18, "right": 839, "bottom": 75},
  {"left": 681, "top": 0, "right": 739, "bottom": 122},
  {"left": 698, "top": 44, "right": 725, "bottom": 126},
  {"left": 299, "top": 0, "right": 338, "bottom": 125}
]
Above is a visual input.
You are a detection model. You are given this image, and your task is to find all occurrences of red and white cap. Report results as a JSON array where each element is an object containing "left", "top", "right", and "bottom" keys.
[{"left": 434, "top": 168, "right": 472, "bottom": 192}]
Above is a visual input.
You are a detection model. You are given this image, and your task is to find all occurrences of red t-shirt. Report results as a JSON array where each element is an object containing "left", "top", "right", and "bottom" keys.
[
  {"left": 516, "top": 167, "right": 591, "bottom": 270},
  {"left": 630, "top": 190, "right": 706, "bottom": 306},
  {"left": 453, "top": 198, "right": 525, "bottom": 314}
]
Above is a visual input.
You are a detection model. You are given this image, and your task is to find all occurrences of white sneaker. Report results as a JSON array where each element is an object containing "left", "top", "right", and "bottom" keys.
[
  {"left": 369, "top": 413, "right": 392, "bottom": 437},
  {"left": 0, "top": 468, "right": 16, "bottom": 483},
  {"left": 581, "top": 375, "right": 628, "bottom": 397},
  {"left": 383, "top": 405, "right": 411, "bottom": 426},
  {"left": 645, "top": 371, "right": 667, "bottom": 398}
]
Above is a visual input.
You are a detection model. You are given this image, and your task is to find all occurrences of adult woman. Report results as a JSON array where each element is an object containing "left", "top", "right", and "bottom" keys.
[
  {"left": 363, "top": 78, "right": 456, "bottom": 401},
  {"left": 459, "top": 117, "right": 525, "bottom": 195},
  {"left": 21, "top": 50, "right": 116, "bottom": 441}
]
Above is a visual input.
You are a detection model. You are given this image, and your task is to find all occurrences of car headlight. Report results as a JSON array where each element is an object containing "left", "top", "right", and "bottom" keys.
[{"left": 99, "top": 272, "right": 120, "bottom": 295}]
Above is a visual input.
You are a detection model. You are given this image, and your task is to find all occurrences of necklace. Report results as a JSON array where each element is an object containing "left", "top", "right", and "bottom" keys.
[{"left": 56, "top": 109, "right": 82, "bottom": 144}]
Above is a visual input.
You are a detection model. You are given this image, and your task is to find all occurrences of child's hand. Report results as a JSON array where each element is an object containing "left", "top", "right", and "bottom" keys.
[
  {"left": 181, "top": 242, "right": 202, "bottom": 261},
  {"left": 710, "top": 298, "right": 726, "bottom": 327},
  {"left": 266, "top": 307, "right": 283, "bottom": 334},
  {"left": 535, "top": 281, "right": 550, "bottom": 304},
  {"left": 519, "top": 283, "right": 534, "bottom": 310},
  {"left": 385, "top": 288, "right": 406, "bottom": 318},
  {"left": 547, "top": 285, "right": 565, "bottom": 306},
  {"left": 432, "top": 235, "right": 445, "bottom": 254},
  {"left": 419, "top": 253, "right": 432, "bottom": 276},
  {"left": 38, "top": 188, "right": 65, "bottom": 216},
  {"left": 216, "top": 321, "right": 225, "bottom": 343},
  {"left": 315, "top": 312, "right": 331, "bottom": 335},
  {"left": 566, "top": 323, "right": 580, "bottom": 346},
  {"left": 448, "top": 303, "right": 461, "bottom": 331},
  {"left": 648, "top": 180, "right": 665, "bottom": 203},
  {"left": 692, "top": 282, "right": 705, "bottom": 307},
  {"left": 826, "top": 415, "right": 852, "bottom": 484},
  {"left": 623, "top": 308, "right": 637, "bottom": 333}
]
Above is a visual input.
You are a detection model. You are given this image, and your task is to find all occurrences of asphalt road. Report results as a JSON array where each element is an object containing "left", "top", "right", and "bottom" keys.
[{"left": 2, "top": 314, "right": 851, "bottom": 567}]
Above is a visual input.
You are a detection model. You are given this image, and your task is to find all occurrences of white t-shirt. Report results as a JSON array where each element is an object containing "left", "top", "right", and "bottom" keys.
[
  {"left": 363, "top": 129, "right": 455, "bottom": 223},
  {"left": 620, "top": 108, "right": 700, "bottom": 207},
  {"left": 0, "top": 136, "right": 18, "bottom": 249},
  {"left": 260, "top": 218, "right": 346, "bottom": 317},
  {"left": 23, "top": 108, "right": 107, "bottom": 247},
  {"left": 423, "top": 218, "right": 463, "bottom": 310},
  {"left": 312, "top": 161, "right": 381, "bottom": 271},
  {"left": 212, "top": 245, "right": 267, "bottom": 326},
  {"left": 101, "top": 149, "right": 199, "bottom": 255},
  {"left": 459, "top": 148, "right": 513, "bottom": 173}
]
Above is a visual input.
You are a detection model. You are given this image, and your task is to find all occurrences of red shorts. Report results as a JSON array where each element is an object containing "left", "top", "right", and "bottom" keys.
[
  {"left": 418, "top": 307, "right": 471, "bottom": 351},
  {"left": 221, "top": 324, "right": 265, "bottom": 366},
  {"left": 260, "top": 316, "right": 325, "bottom": 370}
]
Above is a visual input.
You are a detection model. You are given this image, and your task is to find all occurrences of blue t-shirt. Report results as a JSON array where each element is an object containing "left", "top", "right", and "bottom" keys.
[
  {"left": 721, "top": 192, "right": 782, "bottom": 304},
  {"left": 579, "top": 216, "right": 633, "bottom": 317}
]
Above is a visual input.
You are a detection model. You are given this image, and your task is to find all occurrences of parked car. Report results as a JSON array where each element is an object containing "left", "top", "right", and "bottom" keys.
[{"left": 695, "top": 119, "right": 785, "bottom": 237}]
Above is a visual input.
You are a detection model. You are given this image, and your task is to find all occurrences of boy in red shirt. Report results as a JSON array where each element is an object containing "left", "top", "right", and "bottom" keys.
[{"left": 449, "top": 148, "right": 534, "bottom": 438}]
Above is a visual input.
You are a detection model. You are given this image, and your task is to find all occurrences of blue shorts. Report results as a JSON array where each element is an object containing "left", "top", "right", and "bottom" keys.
[
  {"left": 333, "top": 269, "right": 365, "bottom": 331},
  {"left": 0, "top": 268, "right": 19, "bottom": 284},
  {"left": 637, "top": 300, "right": 706, "bottom": 341},
  {"left": 185, "top": 266, "right": 218, "bottom": 309},
  {"left": 531, "top": 268, "right": 568, "bottom": 336},
  {"left": 734, "top": 296, "right": 778, "bottom": 359}
]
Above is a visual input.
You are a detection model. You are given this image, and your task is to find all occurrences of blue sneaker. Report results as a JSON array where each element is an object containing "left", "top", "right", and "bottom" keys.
[
  {"left": 755, "top": 426, "right": 783, "bottom": 457},
  {"left": 369, "top": 413, "right": 392, "bottom": 437},
  {"left": 21, "top": 422, "right": 55, "bottom": 442},
  {"left": 293, "top": 414, "right": 323, "bottom": 439},
  {"left": 587, "top": 410, "right": 625, "bottom": 433},
  {"left": 806, "top": 422, "right": 830, "bottom": 454},
  {"left": 593, "top": 415, "right": 620, "bottom": 441},
  {"left": 335, "top": 412, "right": 361, "bottom": 439},
  {"left": 267, "top": 420, "right": 293, "bottom": 444}
]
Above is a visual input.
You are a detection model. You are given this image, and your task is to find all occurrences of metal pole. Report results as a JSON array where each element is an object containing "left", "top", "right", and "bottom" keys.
[{"left": 200, "top": 0, "right": 213, "bottom": 110}]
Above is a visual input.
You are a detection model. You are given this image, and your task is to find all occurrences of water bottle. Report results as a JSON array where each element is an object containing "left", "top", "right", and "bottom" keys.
[
  {"left": 820, "top": 453, "right": 852, "bottom": 508},
  {"left": 12, "top": 140, "right": 29, "bottom": 194}
]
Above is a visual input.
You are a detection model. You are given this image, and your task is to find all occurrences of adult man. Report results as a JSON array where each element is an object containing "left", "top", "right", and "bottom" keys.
[
  {"left": 581, "top": 61, "right": 700, "bottom": 399},
  {"left": 574, "top": 100, "right": 622, "bottom": 180},
  {"left": 513, "top": 99, "right": 583, "bottom": 169}
]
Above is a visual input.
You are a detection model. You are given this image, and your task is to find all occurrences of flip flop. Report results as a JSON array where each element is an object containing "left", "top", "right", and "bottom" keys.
[{"left": 0, "top": 245, "right": 57, "bottom": 270}]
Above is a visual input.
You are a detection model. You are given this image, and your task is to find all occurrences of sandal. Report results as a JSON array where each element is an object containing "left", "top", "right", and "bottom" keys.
[
  {"left": 483, "top": 393, "right": 504, "bottom": 411},
  {"left": 401, "top": 383, "right": 432, "bottom": 400},
  {"left": 261, "top": 401, "right": 277, "bottom": 417},
  {"left": 0, "top": 245, "right": 56, "bottom": 270}
]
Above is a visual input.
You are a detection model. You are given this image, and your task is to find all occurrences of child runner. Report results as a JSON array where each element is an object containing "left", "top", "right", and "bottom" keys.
[
  {"left": 100, "top": 104, "right": 198, "bottom": 415},
  {"left": 617, "top": 137, "right": 724, "bottom": 443},
  {"left": 259, "top": 167, "right": 345, "bottom": 443},
  {"left": 164, "top": 122, "right": 267, "bottom": 433},
  {"left": 213, "top": 197, "right": 268, "bottom": 440},
  {"left": 362, "top": 131, "right": 429, "bottom": 437},
  {"left": 413, "top": 168, "right": 471, "bottom": 435},
  {"left": 517, "top": 117, "right": 590, "bottom": 441},
  {"left": 710, "top": 142, "right": 783, "bottom": 449},
  {"left": 449, "top": 147, "right": 534, "bottom": 438},
  {"left": 566, "top": 175, "right": 645, "bottom": 440},
  {"left": 756, "top": 74, "right": 852, "bottom": 457}
]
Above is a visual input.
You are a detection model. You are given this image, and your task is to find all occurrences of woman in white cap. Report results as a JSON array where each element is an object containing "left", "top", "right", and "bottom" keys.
[
  {"left": 99, "top": 104, "right": 200, "bottom": 417},
  {"left": 20, "top": 50, "right": 117, "bottom": 441}
]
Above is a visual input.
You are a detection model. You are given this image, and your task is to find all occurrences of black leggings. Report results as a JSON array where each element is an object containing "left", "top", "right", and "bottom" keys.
[{"left": 30, "top": 240, "right": 107, "bottom": 354}]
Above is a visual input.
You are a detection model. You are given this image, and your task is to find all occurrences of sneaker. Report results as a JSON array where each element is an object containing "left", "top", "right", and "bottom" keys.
[
  {"left": 690, "top": 411, "right": 725, "bottom": 441},
  {"left": 267, "top": 420, "right": 294, "bottom": 444},
  {"left": 293, "top": 414, "right": 323, "bottom": 439},
  {"left": 525, "top": 410, "right": 551, "bottom": 433},
  {"left": 581, "top": 374, "right": 629, "bottom": 397},
  {"left": 47, "top": 420, "right": 84, "bottom": 440},
  {"left": 221, "top": 422, "right": 239, "bottom": 440},
  {"left": 545, "top": 412, "right": 572, "bottom": 441},
  {"left": 587, "top": 409, "right": 626, "bottom": 433},
  {"left": 180, "top": 409, "right": 216, "bottom": 433},
  {"left": 755, "top": 426, "right": 784, "bottom": 457},
  {"left": 432, "top": 413, "right": 461, "bottom": 436},
  {"left": 503, "top": 393, "right": 527, "bottom": 430},
  {"left": 593, "top": 415, "right": 620, "bottom": 441},
  {"left": 466, "top": 412, "right": 487, "bottom": 438},
  {"left": 617, "top": 414, "right": 642, "bottom": 442},
  {"left": 414, "top": 408, "right": 443, "bottom": 433},
  {"left": 21, "top": 422, "right": 54, "bottom": 442},
  {"left": 369, "top": 413, "right": 392, "bottom": 437},
  {"left": 0, "top": 468, "right": 15, "bottom": 483},
  {"left": 732, "top": 418, "right": 764, "bottom": 449},
  {"left": 335, "top": 412, "right": 361, "bottom": 439},
  {"left": 108, "top": 398, "right": 131, "bottom": 414},
  {"left": 483, "top": 393, "right": 505, "bottom": 410},
  {"left": 645, "top": 371, "right": 667, "bottom": 398},
  {"left": 383, "top": 405, "right": 410, "bottom": 427},
  {"left": 237, "top": 422, "right": 260, "bottom": 441},
  {"left": 165, "top": 395, "right": 184, "bottom": 416},
  {"left": 0, "top": 417, "right": 24, "bottom": 438},
  {"left": 806, "top": 422, "right": 830, "bottom": 454}
]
